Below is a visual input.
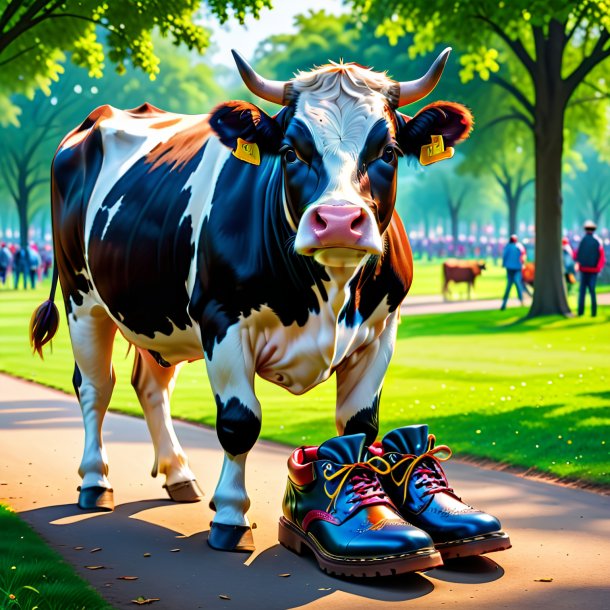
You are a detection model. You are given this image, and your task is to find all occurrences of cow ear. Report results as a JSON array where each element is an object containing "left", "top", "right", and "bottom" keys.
[
  {"left": 209, "top": 101, "right": 283, "bottom": 153},
  {"left": 397, "top": 101, "right": 473, "bottom": 165}
]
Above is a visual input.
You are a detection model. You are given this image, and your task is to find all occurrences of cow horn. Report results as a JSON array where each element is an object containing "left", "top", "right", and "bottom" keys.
[
  {"left": 231, "top": 49, "right": 288, "bottom": 105},
  {"left": 395, "top": 47, "right": 452, "bottom": 108}
]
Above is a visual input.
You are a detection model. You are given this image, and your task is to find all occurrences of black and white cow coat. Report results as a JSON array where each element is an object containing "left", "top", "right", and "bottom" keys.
[{"left": 32, "top": 54, "right": 472, "bottom": 551}]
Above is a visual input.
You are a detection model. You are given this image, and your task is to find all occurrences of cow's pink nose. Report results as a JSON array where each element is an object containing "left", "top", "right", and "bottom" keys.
[{"left": 311, "top": 205, "right": 366, "bottom": 245}]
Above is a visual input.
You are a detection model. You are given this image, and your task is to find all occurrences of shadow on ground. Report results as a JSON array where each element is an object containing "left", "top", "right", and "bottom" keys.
[{"left": 20, "top": 500, "right": 505, "bottom": 610}]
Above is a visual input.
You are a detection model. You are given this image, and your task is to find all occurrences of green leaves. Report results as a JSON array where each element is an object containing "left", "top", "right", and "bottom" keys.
[
  {"left": 0, "top": 0, "right": 268, "bottom": 123},
  {"left": 459, "top": 48, "right": 500, "bottom": 83}
]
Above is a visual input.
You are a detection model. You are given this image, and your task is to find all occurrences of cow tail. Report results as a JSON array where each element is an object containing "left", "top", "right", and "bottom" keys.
[{"left": 30, "top": 264, "right": 60, "bottom": 359}]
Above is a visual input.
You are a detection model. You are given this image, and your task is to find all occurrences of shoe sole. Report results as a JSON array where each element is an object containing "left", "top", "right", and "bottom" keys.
[
  {"left": 436, "top": 531, "right": 512, "bottom": 560},
  {"left": 278, "top": 517, "right": 443, "bottom": 578}
]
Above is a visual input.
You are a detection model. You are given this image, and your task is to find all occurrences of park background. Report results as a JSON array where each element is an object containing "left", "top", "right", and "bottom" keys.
[{"left": 0, "top": 2, "right": 609, "bottom": 606}]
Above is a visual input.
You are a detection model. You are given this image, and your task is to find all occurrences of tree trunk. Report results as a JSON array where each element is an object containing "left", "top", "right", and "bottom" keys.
[
  {"left": 449, "top": 207, "right": 459, "bottom": 249},
  {"left": 528, "top": 108, "right": 570, "bottom": 317},
  {"left": 17, "top": 196, "right": 28, "bottom": 249},
  {"left": 508, "top": 196, "right": 518, "bottom": 236}
]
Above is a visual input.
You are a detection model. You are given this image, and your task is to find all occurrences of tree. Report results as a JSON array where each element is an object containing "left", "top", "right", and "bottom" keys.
[
  {"left": 566, "top": 144, "right": 610, "bottom": 228},
  {"left": 0, "top": 72, "right": 97, "bottom": 248},
  {"left": 0, "top": 36, "right": 229, "bottom": 247},
  {"left": 0, "top": 0, "right": 271, "bottom": 124},
  {"left": 349, "top": 0, "right": 610, "bottom": 317}
]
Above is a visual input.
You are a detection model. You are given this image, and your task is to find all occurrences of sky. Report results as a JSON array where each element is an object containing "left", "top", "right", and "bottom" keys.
[{"left": 202, "top": 0, "right": 346, "bottom": 67}]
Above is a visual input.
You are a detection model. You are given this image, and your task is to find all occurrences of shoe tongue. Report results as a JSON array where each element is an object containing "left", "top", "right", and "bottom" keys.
[
  {"left": 382, "top": 424, "right": 429, "bottom": 456},
  {"left": 317, "top": 433, "right": 367, "bottom": 465}
]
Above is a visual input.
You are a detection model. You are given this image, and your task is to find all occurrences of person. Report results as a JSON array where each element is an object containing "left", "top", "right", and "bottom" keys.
[
  {"left": 13, "top": 246, "right": 29, "bottom": 289},
  {"left": 501, "top": 234, "right": 526, "bottom": 309},
  {"left": 27, "top": 243, "right": 41, "bottom": 289},
  {"left": 562, "top": 236, "right": 576, "bottom": 294},
  {"left": 0, "top": 242, "right": 12, "bottom": 285},
  {"left": 575, "top": 220, "right": 606, "bottom": 317}
]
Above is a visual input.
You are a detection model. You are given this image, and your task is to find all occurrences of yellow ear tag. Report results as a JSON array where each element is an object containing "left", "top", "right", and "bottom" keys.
[
  {"left": 420, "top": 135, "right": 454, "bottom": 166},
  {"left": 233, "top": 138, "right": 260, "bottom": 165}
]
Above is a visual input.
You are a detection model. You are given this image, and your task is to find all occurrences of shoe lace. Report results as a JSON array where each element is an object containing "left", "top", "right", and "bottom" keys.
[
  {"left": 323, "top": 455, "right": 391, "bottom": 513},
  {"left": 389, "top": 434, "right": 453, "bottom": 504}
]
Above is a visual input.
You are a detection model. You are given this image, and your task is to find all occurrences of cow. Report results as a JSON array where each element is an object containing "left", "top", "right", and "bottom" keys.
[
  {"left": 30, "top": 49, "right": 472, "bottom": 552},
  {"left": 522, "top": 261, "right": 535, "bottom": 288},
  {"left": 442, "top": 259, "right": 486, "bottom": 300}
]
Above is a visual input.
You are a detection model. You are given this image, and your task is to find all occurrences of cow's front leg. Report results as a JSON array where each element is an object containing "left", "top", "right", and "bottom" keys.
[
  {"left": 205, "top": 328, "right": 260, "bottom": 552},
  {"left": 335, "top": 312, "right": 399, "bottom": 445}
]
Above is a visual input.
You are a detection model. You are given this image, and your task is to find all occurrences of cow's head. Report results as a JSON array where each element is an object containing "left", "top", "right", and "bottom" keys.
[{"left": 210, "top": 50, "right": 472, "bottom": 268}]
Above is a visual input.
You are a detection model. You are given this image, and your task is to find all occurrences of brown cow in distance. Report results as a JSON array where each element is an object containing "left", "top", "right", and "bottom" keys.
[
  {"left": 442, "top": 259, "right": 487, "bottom": 300},
  {"left": 522, "top": 262, "right": 535, "bottom": 288}
]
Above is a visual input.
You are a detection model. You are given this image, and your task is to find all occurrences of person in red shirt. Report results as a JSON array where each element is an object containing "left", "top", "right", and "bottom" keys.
[{"left": 575, "top": 220, "right": 606, "bottom": 317}]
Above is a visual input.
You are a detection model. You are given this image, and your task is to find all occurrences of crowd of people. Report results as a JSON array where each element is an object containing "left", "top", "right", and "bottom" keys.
[
  {"left": 500, "top": 220, "right": 606, "bottom": 316},
  {"left": 0, "top": 242, "right": 53, "bottom": 289}
]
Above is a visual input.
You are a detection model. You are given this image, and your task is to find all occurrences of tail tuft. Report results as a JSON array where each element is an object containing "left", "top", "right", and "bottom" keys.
[{"left": 30, "top": 299, "right": 60, "bottom": 359}]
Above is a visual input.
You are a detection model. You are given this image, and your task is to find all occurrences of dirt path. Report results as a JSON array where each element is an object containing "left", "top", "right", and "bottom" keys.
[
  {"left": 1, "top": 373, "right": 609, "bottom": 610},
  {"left": 401, "top": 292, "right": 610, "bottom": 316}
]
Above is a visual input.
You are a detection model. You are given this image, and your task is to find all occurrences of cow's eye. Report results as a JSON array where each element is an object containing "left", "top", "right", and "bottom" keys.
[
  {"left": 381, "top": 146, "right": 396, "bottom": 163},
  {"left": 284, "top": 148, "right": 298, "bottom": 163}
]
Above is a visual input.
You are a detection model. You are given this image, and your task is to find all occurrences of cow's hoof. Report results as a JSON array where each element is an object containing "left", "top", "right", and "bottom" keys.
[
  {"left": 77, "top": 486, "right": 114, "bottom": 511},
  {"left": 207, "top": 523, "right": 254, "bottom": 553},
  {"left": 164, "top": 479, "right": 203, "bottom": 503}
]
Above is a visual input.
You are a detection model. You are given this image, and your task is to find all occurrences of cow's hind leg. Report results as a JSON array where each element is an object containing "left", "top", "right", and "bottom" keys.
[
  {"left": 131, "top": 349, "right": 202, "bottom": 502},
  {"left": 69, "top": 304, "right": 117, "bottom": 511}
]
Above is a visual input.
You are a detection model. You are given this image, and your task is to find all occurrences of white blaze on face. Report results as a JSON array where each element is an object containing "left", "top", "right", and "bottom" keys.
[{"left": 293, "top": 63, "right": 394, "bottom": 205}]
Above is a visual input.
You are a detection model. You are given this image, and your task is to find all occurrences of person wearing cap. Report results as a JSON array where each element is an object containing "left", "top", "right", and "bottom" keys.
[
  {"left": 501, "top": 234, "right": 526, "bottom": 309},
  {"left": 575, "top": 220, "right": 606, "bottom": 316},
  {"left": 562, "top": 237, "right": 576, "bottom": 294}
]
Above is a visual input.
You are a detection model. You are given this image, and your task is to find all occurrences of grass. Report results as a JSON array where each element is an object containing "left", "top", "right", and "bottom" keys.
[
  {"left": 0, "top": 279, "right": 609, "bottom": 486},
  {"left": 0, "top": 504, "right": 111, "bottom": 609},
  {"left": 408, "top": 258, "right": 610, "bottom": 300}
]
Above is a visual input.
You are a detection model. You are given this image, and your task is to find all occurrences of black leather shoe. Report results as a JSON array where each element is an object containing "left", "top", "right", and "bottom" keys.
[
  {"left": 279, "top": 433, "right": 442, "bottom": 577},
  {"left": 372, "top": 424, "right": 511, "bottom": 560}
]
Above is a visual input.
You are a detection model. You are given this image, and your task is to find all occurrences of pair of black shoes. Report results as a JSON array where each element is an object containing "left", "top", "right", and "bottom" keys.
[{"left": 279, "top": 424, "right": 511, "bottom": 578}]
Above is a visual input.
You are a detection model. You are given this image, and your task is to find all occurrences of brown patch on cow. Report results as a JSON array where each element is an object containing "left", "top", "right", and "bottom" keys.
[
  {"left": 383, "top": 214, "right": 413, "bottom": 293},
  {"left": 150, "top": 118, "right": 182, "bottom": 129},
  {"left": 126, "top": 102, "right": 166, "bottom": 117},
  {"left": 59, "top": 105, "right": 115, "bottom": 150},
  {"left": 145, "top": 119, "right": 213, "bottom": 172}
]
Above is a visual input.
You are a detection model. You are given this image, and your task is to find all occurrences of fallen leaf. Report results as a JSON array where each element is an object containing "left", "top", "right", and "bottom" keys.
[
  {"left": 74, "top": 546, "right": 84, "bottom": 550},
  {"left": 219, "top": 594, "right": 231, "bottom": 600},
  {"left": 85, "top": 566, "right": 106, "bottom": 570},
  {"left": 118, "top": 576, "right": 139, "bottom": 581},
  {"left": 278, "top": 573, "right": 290, "bottom": 577},
  {"left": 534, "top": 578, "right": 553, "bottom": 582},
  {"left": 251, "top": 522, "right": 257, "bottom": 529},
  {"left": 318, "top": 587, "right": 332, "bottom": 591},
  {"left": 131, "top": 597, "right": 160, "bottom": 605},
  {"left": 175, "top": 535, "right": 187, "bottom": 539},
  {"left": 170, "top": 549, "right": 180, "bottom": 553},
  {"left": 90, "top": 548, "right": 102, "bottom": 553},
  {"left": 143, "top": 553, "right": 151, "bottom": 557}
]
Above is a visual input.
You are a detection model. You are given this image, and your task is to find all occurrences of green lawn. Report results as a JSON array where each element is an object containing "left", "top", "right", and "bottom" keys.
[
  {"left": 409, "top": 258, "right": 610, "bottom": 300},
  {"left": 1, "top": 280, "right": 609, "bottom": 486},
  {"left": 0, "top": 504, "right": 111, "bottom": 609}
]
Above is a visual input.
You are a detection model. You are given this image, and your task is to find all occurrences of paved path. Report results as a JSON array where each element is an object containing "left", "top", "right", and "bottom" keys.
[
  {"left": 401, "top": 292, "right": 610, "bottom": 316},
  {"left": 1, "top": 374, "right": 609, "bottom": 610}
]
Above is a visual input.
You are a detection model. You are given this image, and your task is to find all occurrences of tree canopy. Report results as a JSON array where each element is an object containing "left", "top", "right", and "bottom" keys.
[
  {"left": 0, "top": 0, "right": 271, "bottom": 125},
  {"left": 349, "top": 0, "right": 610, "bottom": 316}
]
